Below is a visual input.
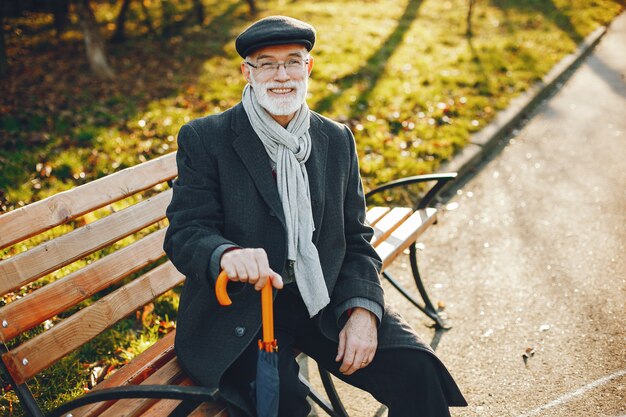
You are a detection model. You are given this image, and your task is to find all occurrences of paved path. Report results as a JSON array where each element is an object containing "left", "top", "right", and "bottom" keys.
[
  {"left": 408, "top": 11, "right": 626, "bottom": 417},
  {"left": 317, "top": 12, "right": 626, "bottom": 417}
]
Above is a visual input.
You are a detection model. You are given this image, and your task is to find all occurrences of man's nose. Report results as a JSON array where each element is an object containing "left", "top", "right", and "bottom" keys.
[{"left": 273, "top": 64, "right": 290, "bottom": 81}]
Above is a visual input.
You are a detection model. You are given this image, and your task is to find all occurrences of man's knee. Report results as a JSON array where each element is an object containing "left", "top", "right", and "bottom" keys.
[
  {"left": 402, "top": 349, "right": 440, "bottom": 379},
  {"left": 368, "top": 349, "right": 452, "bottom": 416},
  {"left": 377, "top": 348, "right": 439, "bottom": 381}
]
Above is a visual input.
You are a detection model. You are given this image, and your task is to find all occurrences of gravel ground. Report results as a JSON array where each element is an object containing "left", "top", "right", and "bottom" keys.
[{"left": 306, "top": 12, "right": 626, "bottom": 417}]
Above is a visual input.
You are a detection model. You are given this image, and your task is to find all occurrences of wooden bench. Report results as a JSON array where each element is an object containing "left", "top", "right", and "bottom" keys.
[{"left": 0, "top": 151, "right": 456, "bottom": 417}]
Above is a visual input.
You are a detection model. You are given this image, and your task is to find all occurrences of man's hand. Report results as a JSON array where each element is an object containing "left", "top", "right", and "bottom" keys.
[
  {"left": 220, "top": 248, "right": 283, "bottom": 290},
  {"left": 336, "top": 307, "right": 378, "bottom": 375}
]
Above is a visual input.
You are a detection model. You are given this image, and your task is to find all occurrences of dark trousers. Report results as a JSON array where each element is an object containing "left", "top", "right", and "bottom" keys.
[{"left": 222, "top": 285, "right": 452, "bottom": 417}]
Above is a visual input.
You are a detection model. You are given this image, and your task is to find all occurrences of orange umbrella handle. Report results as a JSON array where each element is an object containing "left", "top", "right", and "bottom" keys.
[
  {"left": 215, "top": 270, "right": 233, "bottom": 306},
  {"left": 215, "top": 270, "right": 275, "bottom": 345}
]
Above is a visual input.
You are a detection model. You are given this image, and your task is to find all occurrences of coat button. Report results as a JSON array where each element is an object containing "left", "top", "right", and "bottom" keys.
[{"left": 234, "top": 326, "right": 246, "bottom": 337}]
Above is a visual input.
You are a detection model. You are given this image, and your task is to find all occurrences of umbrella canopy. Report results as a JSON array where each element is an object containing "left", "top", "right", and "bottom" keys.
[{"left": 216, "top": 271, "right": 279, "bottom": 417}]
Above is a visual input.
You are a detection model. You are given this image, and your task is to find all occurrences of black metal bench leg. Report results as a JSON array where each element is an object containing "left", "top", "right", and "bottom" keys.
[
  {"left": 0, "top": 343, "right": 44, "bottom": 417},
  {"left": 299, "top": 369, "right": 349, "bottom": 417},
  {"left": 9, "top": 382, "right": 44, "bottom": 417},
  {"left": 382, "top": 271, "right": 434, "bottom": 319},
  {"left": 380, "top": 247, "right": 450, "bottom": 329},
  {"left": 318, "top": 368, "right": 349, "bottom": 417},
  {"left": 408, "top": 244, "right": 450, "bottom": 329}
]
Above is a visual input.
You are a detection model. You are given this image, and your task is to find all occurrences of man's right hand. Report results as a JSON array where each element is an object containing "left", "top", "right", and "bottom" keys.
[{"left": 220, "top": 248, "right": 283, "bottom": 291}]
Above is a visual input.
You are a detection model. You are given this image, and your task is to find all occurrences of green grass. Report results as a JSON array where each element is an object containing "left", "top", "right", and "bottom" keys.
[
  {"left": 0, "top": 0, "right": 623, "bottom": 210},
  {"left": 0, "top": 0, "right": 623, "bottom": 414},
  {"left": 1, "top": 286, "right": 178, "bottom": 414}
]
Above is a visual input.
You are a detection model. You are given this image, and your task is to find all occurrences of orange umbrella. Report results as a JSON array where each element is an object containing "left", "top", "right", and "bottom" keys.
[{"left": 216, "top": 270, "right": 279, "bottom": 417}]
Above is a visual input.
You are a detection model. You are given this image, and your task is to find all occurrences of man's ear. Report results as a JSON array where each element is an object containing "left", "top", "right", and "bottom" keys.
[
  {"left": 241, "top": 61, "right": 251, "bottom": 83},
  {"left": 307, "top": 55, "right": 314, "bottom": 75}
]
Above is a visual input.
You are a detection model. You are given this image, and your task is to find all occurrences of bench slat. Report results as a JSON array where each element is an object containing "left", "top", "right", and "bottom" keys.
[
  {"left": 188, "top": 403, "right": 229, "bottom": 417},
  {"left": 141, "top": 399, "right": 181, "bottom": 416},
  {"left": 138, "top": 378, "right": 196, "bottom": 417},
  {"left": 365, "top": 207, "right": 390, "bottom": 226},
  {"left": 78, "top": 332, "right": 228, "bottom": 417},
  {"left": 0, "top": 152, "right": 176, "bottom": 250},
  {"left": 0, "top": 189, "right": 171, "bottom": 296},
  {"left": 97, "top": 357, "right": 186, "bottom": 417},
  {"left": 140, "top": 385, "right": 187, "bottom": 417},
  {"left": 0, "top": 229, "right": 167, "bottom": 343},
  {"left": 2, "top": 261, "right": 184, "bottom": 385},
  {"left": 376, "top": 208, "right": 437, "bottom": 269},
  {"left": 75, "top": 331, "right": 178, "bottom": 417},
  {"left": 370, "top": 207, "right": 413, "bottom": 247},
  {"left": 141, "top": 400, "right": 181, "bottom": 416}
]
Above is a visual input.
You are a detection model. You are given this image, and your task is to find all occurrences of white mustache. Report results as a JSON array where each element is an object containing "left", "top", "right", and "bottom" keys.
[
  {"left": 259, "top": 82, "right": 299, "bottom": 90},
  {"left": 249, "top": 72, "right": 308, "bottom": 116}
]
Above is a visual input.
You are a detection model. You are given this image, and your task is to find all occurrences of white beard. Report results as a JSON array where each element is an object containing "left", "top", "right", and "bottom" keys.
[{"left": 249, "top": 73, "right": 308, "bottom": 116}]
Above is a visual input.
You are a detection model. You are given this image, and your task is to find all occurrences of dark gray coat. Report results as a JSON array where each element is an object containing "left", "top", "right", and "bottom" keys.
[{"left": 164, "top": 103, "right": 463, "bottom": 408}]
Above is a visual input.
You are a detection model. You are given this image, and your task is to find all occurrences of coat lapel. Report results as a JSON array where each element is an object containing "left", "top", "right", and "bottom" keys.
[
  {"left": 231, "top": 104, "right": 286, "bottom": 228},
  {"left": 230, "top": 104, "right": 329, "bottom": 238}
]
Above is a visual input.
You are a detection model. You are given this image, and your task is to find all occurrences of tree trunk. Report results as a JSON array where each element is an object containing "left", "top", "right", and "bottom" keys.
[
  {"left": 245, "top": 0, "right": 256, "bottom": 16},
  {"left": 466, "top": 0, "right": 476, "bottom": 38},
  {"left": 160, "top": 0, "right": 174, "bottom": 36},
  {"left": 140, "top": 0, "right": 154, "bottom": 33},
  {"left": 192, "top": 0, "right": 204, "bottom": 24},
  {"left": 0, "top": 5, "right": 8, "bottom": 77},
  {"left": 75, "top": 0, "right": 115, "bottom": 79},
  {"left": 111, "top": 0, "right": 132, "bottom": 43},
  {"left": 52, "top": 0, "right": 70, "bottom": 38}
]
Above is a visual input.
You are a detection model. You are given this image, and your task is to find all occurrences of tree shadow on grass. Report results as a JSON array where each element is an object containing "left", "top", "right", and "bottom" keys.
[
  {"left": 489, "top": 0, "right": 583, "bottom": 43},
  {"left": 466, "top": 0, "right": 552, "bottom": 101},
  {"left": 0, "top": 0, "right": 248, "bottom": 208},
  {"left": 313, "top": 0, "right": 424, "bottom": 119},
  {"left": 465, "top": 36, "right": 494, "bottom": 98}
]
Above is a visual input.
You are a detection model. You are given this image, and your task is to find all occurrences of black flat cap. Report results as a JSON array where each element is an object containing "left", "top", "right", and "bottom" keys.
[{"left": 235, "top": 16, "right": 316, "bottom": 58}]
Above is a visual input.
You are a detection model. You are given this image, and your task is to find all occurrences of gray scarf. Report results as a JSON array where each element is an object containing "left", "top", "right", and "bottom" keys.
[{"left": 242, "top": 84, "right": 330, "bottom": 317}]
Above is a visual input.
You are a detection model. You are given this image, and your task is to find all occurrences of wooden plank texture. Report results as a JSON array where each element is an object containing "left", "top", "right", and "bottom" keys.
[
  {"left": 137, "top": 376, "right": 227, "bottom": 417},
  {"left": 134, "top": 378, "right": 195, "bottom": 417},
  {"left": 377, "top": 208, "right": 437, "bottom": 269},
  {"left": 370, "top": 207, "right": 412, "bottom": 247},
  {"left": 0, "top": 152, "right": 176, "bottom": 250},
  {"left": 0, "top": 229, "right": 167, "bottom": 343},
  {"left": 188, "top": 402, "right": 229, "bottom": 417},
  {"left": 0, "top": 189, "right": 172, "bottom": 296},
  {"left": 97, "top": 358, "right": 186, "bottom": 417},
  {"left": 365, "top": 207, "right": 390, "bottom": 226},
  {"left": 2, "top": 261, "right": 184, "bottom": 384},
  {"left": 75, "top": 331, "right": 177, "bottom": 417},
  {"left": 78, "top": 345, "right": 228, "bottom": 417}
]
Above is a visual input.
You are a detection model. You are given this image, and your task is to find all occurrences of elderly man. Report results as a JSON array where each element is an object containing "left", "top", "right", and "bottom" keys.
[{"left": 164, "top": 15, "right": 466, "bottom": 417}]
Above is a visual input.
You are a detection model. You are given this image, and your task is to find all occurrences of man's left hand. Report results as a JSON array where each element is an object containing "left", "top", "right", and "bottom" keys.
[{"left": 335, "top": 307, "right": 378, "bottom": 375}]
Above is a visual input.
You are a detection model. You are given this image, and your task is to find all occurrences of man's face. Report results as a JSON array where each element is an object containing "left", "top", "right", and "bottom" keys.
[{"left": 242, "top": 44, "right": 313, "bottom": 117}]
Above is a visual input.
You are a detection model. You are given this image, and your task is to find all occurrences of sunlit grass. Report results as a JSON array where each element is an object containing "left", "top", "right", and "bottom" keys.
[{"left": 1, "top": 0, "right": 622, "bottom": 208}]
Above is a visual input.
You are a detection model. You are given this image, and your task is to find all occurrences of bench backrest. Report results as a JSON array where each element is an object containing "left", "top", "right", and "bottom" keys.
[{"left": 0, "top": 153, "right": 180, "bottom": 400}]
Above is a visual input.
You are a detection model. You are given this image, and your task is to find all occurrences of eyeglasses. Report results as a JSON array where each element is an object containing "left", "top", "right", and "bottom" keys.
[{"left": 245, "top": 58, "right": 309, "bottom": 75}]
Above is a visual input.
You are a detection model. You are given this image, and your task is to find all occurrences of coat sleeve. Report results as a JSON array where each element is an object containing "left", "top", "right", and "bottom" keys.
[
  {"left": 163, "top": 123, "right": 238, "bottom": 285},
  {"left": 330, "top": 126, "right": 385, "bottom": 324}
]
